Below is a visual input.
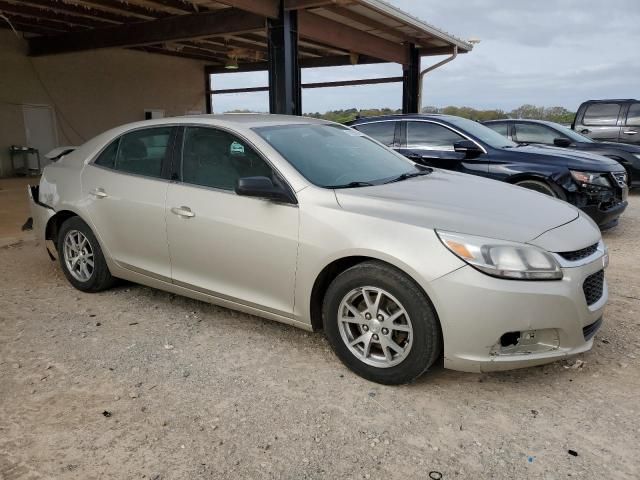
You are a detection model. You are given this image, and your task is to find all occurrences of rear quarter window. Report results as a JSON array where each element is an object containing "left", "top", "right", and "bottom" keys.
[
  {"left": 353, "top": 122, "right": 396, "bottom": 146},
  {"left": 583, "top": 103, "right": 621, "bottom": 126}
]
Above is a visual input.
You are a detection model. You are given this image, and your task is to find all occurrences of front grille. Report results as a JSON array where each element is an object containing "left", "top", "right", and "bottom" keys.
[
  {"left": 583, "top": 317, "right": 603, "bottom": 341},
  {"left": 558, "top": 243, "right": 598, "bottom": 262},
  {"left": 583, "top": 270, "right": 605, "bottom": 306},
  {"left": 611, "top": 171, "right": 627, "bottom": 188}
]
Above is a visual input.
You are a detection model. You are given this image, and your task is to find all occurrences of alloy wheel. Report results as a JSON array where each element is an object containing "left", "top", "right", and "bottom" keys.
[
  {"left": 63, "top": 229, "right": 94, "bottom": 282},
  {"left": 337, "top": 286, "right": 413, "bottom": 368}
]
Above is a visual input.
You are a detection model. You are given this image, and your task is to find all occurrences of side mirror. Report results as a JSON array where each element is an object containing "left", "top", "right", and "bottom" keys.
[
  {"left": 553, "top": 137, "right": 572, "bottom": 148},
  {"left": 453, "top": 140, "right": 483, "bottom": 158},
  {"left": 235, "top": 176, "right": 296, "bottom": 204}
]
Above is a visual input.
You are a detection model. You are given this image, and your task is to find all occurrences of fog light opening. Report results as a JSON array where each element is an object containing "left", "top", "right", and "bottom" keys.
[
  {"left": 492, "top": 329, "right": 560, "bottom": 356},
  {"left": 500, "top": 331, "right": 521, "bottom": 348}
]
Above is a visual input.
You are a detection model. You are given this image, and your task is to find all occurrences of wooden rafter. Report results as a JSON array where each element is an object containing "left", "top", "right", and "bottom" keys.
[{"left": 28, "top": 8, "right": 266, "bottom": 56}]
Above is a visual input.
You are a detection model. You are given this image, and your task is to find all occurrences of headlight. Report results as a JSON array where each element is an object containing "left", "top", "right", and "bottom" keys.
[
  {"left": 570, "top": 170, "right": 612, "bottom": 188},
  {"left": 437, "top": 231, "right": 563, "bottom": 280}
]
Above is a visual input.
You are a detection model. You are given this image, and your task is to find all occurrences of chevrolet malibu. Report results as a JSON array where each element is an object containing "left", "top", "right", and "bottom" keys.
[{"left": 29, "top": 115, "right": 608, "bottom": 385}]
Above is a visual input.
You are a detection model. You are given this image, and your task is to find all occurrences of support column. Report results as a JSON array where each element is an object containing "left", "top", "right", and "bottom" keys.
[
  {"left": 267, "top": 1, "right": 301, "bottom": 115},
  {"left": 204, "top": 68, "right": 212, "bottom": 114},
  {"left": 402, "top": 43, "right": 420, "bottom": 114}
]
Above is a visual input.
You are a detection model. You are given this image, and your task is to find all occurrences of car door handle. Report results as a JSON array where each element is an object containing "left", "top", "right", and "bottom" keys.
[
  {"left": 89, "top": 188, "right": 108, "bottom": 199},
  {"left": 623, "top": 130, "right": 638, "bottom": 135},
  {"left": 580, "top": 129, "right": 590, "bottom": 134},
  {"left": 171, "top": 206, "right": 195, "bottom": 218}
]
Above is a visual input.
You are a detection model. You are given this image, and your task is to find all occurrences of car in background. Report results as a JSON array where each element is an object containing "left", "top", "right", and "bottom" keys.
[
  {"left": 572, "top": 99, "right": 640, "bottom": 146},
  {"left": 484, "top": 119, "right": 640, "bottom": 188},
  {"left": 29, "top": 114, "right": 609, "bottom": 384},
  {"left": 348, "top": 114, "right": 628, "bottom": 229}
]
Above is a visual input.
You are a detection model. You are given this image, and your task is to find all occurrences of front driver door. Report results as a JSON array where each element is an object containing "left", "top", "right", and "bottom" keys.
[
  {"left": 397, "top": 120, "right": 489, "bottom": 174},
  {"left": 82, "top": 126, "right": 175, "bottom": 279},
  {"left": 165, "top": 126, "right": 299, "bottom": 317}
]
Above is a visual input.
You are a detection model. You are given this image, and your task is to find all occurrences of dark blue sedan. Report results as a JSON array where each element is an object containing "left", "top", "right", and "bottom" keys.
[{"left": 348, "top": 114, "right": 628, "bottom": 229}]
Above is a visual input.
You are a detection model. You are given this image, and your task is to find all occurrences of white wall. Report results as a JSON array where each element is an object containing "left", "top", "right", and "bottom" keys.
[{"left": 0, "top": 30, "right": 206, "bottom": 176}]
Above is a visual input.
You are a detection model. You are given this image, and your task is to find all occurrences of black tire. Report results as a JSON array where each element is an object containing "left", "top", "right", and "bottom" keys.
[
  {"left": 57, "top": 216, "right": 115, "bottom": 292},
  {"left": 515, "top": 179, "right": 560, "bottom": 198},
  {"left": 322, "top": 261, "right": 442, "bottom": 385}
]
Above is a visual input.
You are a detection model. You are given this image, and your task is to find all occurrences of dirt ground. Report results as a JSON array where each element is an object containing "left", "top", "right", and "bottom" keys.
[{"left": 1, "top": 181, "right": 639, "bottom": 479}]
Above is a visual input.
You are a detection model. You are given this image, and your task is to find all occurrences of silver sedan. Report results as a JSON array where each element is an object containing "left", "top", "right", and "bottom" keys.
[{"left": 29, "top": 115, "right": 608, "bottom": 384}]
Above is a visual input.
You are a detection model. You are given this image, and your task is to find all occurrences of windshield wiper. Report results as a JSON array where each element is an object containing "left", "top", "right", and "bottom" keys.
[
  {"left": 326, "top": 181, "right": 375, "bottom": 189},
  {"left": 384, "top": 170, "right": 432, "bottom": 184}
]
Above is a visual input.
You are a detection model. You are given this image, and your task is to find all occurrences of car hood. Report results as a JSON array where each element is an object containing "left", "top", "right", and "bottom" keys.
[
  {"left": 505, "top": 145, "right": 622, "bottom": 170},
  {"left": 335, "top": 169, "right": 579, "bottom": 244}
]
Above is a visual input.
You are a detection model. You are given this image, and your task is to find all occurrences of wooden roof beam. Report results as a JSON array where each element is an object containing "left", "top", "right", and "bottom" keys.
[
  {"left": 298, "top": 10, "right": 407, "bottom": 64},
  {"left": 28, "top": 8, "right": 266, "bottom": 56}
]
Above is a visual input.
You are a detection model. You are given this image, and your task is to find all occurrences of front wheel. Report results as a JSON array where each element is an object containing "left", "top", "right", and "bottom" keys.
[
  {"left": 515, "top": 179, "right": 559, "bottom": 198},
  {"left": 57, "top": 216, "right": 115, "bottom": 292},
  {"left": 322, "top": 261, "right": 442, "bottom": 385}
]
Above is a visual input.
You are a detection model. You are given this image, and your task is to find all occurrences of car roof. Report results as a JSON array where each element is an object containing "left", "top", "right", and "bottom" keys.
[
  {"left": 580, "top": 99, "right": 638, "bottom": 104},
  {"left": 106, "top": 114, "right": 332, "bottom": 133},
  {"left": 484, "top": 119, "right": 563, "bottom": 128},
  {"left": 348, "top": 113, "right": 457, "bottom": 125}
]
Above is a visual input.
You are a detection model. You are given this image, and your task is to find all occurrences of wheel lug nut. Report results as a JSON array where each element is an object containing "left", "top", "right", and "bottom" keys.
[
  {"left": 365, "top": 313, "right": 371, "bottom": 320},
  {"left": 377, "top": 315, "right": 383, "bottom": 321},
  {"left": 372, "top": 334, "right": 379, "bottom": 340},
  {"left": 382, "top": 328, "right": 389, "bottom": 335},
  {"left": 362, "top": 325, "right": 369, "bottom": 331}
]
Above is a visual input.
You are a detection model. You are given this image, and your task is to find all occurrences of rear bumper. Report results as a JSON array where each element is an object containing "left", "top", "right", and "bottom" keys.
[
  {"left": 429, "top": 253, "right": 607, "bottom": 373},
  {"left": 28, "top": 185, "right": 56, "bottom": 259}
]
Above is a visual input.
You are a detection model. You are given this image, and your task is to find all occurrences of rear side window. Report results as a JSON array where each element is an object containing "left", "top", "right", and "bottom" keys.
[
  {"left": 115, "top": 127, "right": 173, "bottom": 178},
  {"left": 94, "top": 139, "right": 119, "bottom": 169},
  {"left": 513, "top": 123, "right": 559, "bottom": 144},
  {"left": 406, "top": 121, "right": 464, "bottom": 150},
  {"left": 583, "top": 103, "right": 621, "bottom": 126},
  {"left": 181, "top": 127, "right": 272, "bottom": 191},
  {"left": 354, "top": 122, "right": 397, "bottom": 146},
  {"left": 486, "top": 123, "right": 509, "bottom": 137},
  {"left": 627, "top": 103, "right": 640, "bottom": 126}
]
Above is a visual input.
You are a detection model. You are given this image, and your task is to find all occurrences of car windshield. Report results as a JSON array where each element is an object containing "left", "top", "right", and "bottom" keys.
[
  {"left": 551, "top": 123, "right": 595, "bottom": 143},
  {"left": 445, "top": 116, "right": 517, "bottom": 149},
  {"left": 254, "top": 123, "right": 419, "bottom": 188}
]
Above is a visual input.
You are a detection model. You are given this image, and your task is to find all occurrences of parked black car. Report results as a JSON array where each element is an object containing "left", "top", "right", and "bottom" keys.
[
  {"left": 484, "top": 119, "right": 640, "bottom": 188},
  {"left": 572, "top": 99, "right": 640, "bottom": 145},
  {"left": 348, "top": 114, "right": 628, "bottom": 229}
]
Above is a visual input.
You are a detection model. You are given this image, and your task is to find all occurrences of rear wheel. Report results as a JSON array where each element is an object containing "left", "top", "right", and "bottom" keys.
[
  {"left": 322, "top": 261, "right": 442, "bottom": 385},
  {"left": 515, "top": 179, "right": 559, "bottom": 198},
  {"left": 57, "top": 216, "right": 115, "bottom": 292}
]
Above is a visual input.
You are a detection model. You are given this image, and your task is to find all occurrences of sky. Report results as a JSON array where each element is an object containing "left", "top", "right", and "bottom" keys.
[{"left": 210, "top": 0, "right": 640, "bottom": 114}]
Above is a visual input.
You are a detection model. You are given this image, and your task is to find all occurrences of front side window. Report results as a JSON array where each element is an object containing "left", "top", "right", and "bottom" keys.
[
  {"left": 354, "top": 121, "right": 397, "bottom": 146},
  {"left": 254, "top": 124, "right": 417, "bottom": 188},
  {"left": 406, "top": 121, "right": 465, "bottom": 150},
  {"left": 627, "top": 103, "right": 640, "bottom": 126},
  {"left": 116, "top": 127, "right": 173, "bottom": 178},
  {"left": 485, "top": 123, "right": 509, "bottom": 137},
  {"left": 513, "top": 123, "right": 559, "bottom": 144},
  {"left": 583, "top": 103, "right": 621, "bottom": 126},
  {"left": 181, "top": 127, "right": 272, "bottom": 190}
]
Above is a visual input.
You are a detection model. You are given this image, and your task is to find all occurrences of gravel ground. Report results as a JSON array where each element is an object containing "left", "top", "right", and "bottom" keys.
[{"left": 1, "top": 192, "right": 639, "bottom": 480}]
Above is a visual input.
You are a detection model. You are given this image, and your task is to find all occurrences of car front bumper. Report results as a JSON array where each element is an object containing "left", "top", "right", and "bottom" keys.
[{"left": 429, "top": 252, "right": 607, "bottom": 373}]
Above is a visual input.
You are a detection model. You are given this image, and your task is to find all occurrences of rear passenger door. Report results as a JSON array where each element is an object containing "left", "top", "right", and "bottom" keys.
[
  {"left": 577, "top": 103, "right": 623, "bottom": 142},
  {"left": 82, "top": 126, "right": 176, "bottom": 279},
  {"left": 398, "top": 120, "right": 489, "bottom": 174},
  {"left": 622, "top": 102, "right": 640, "bottom": 145}
]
